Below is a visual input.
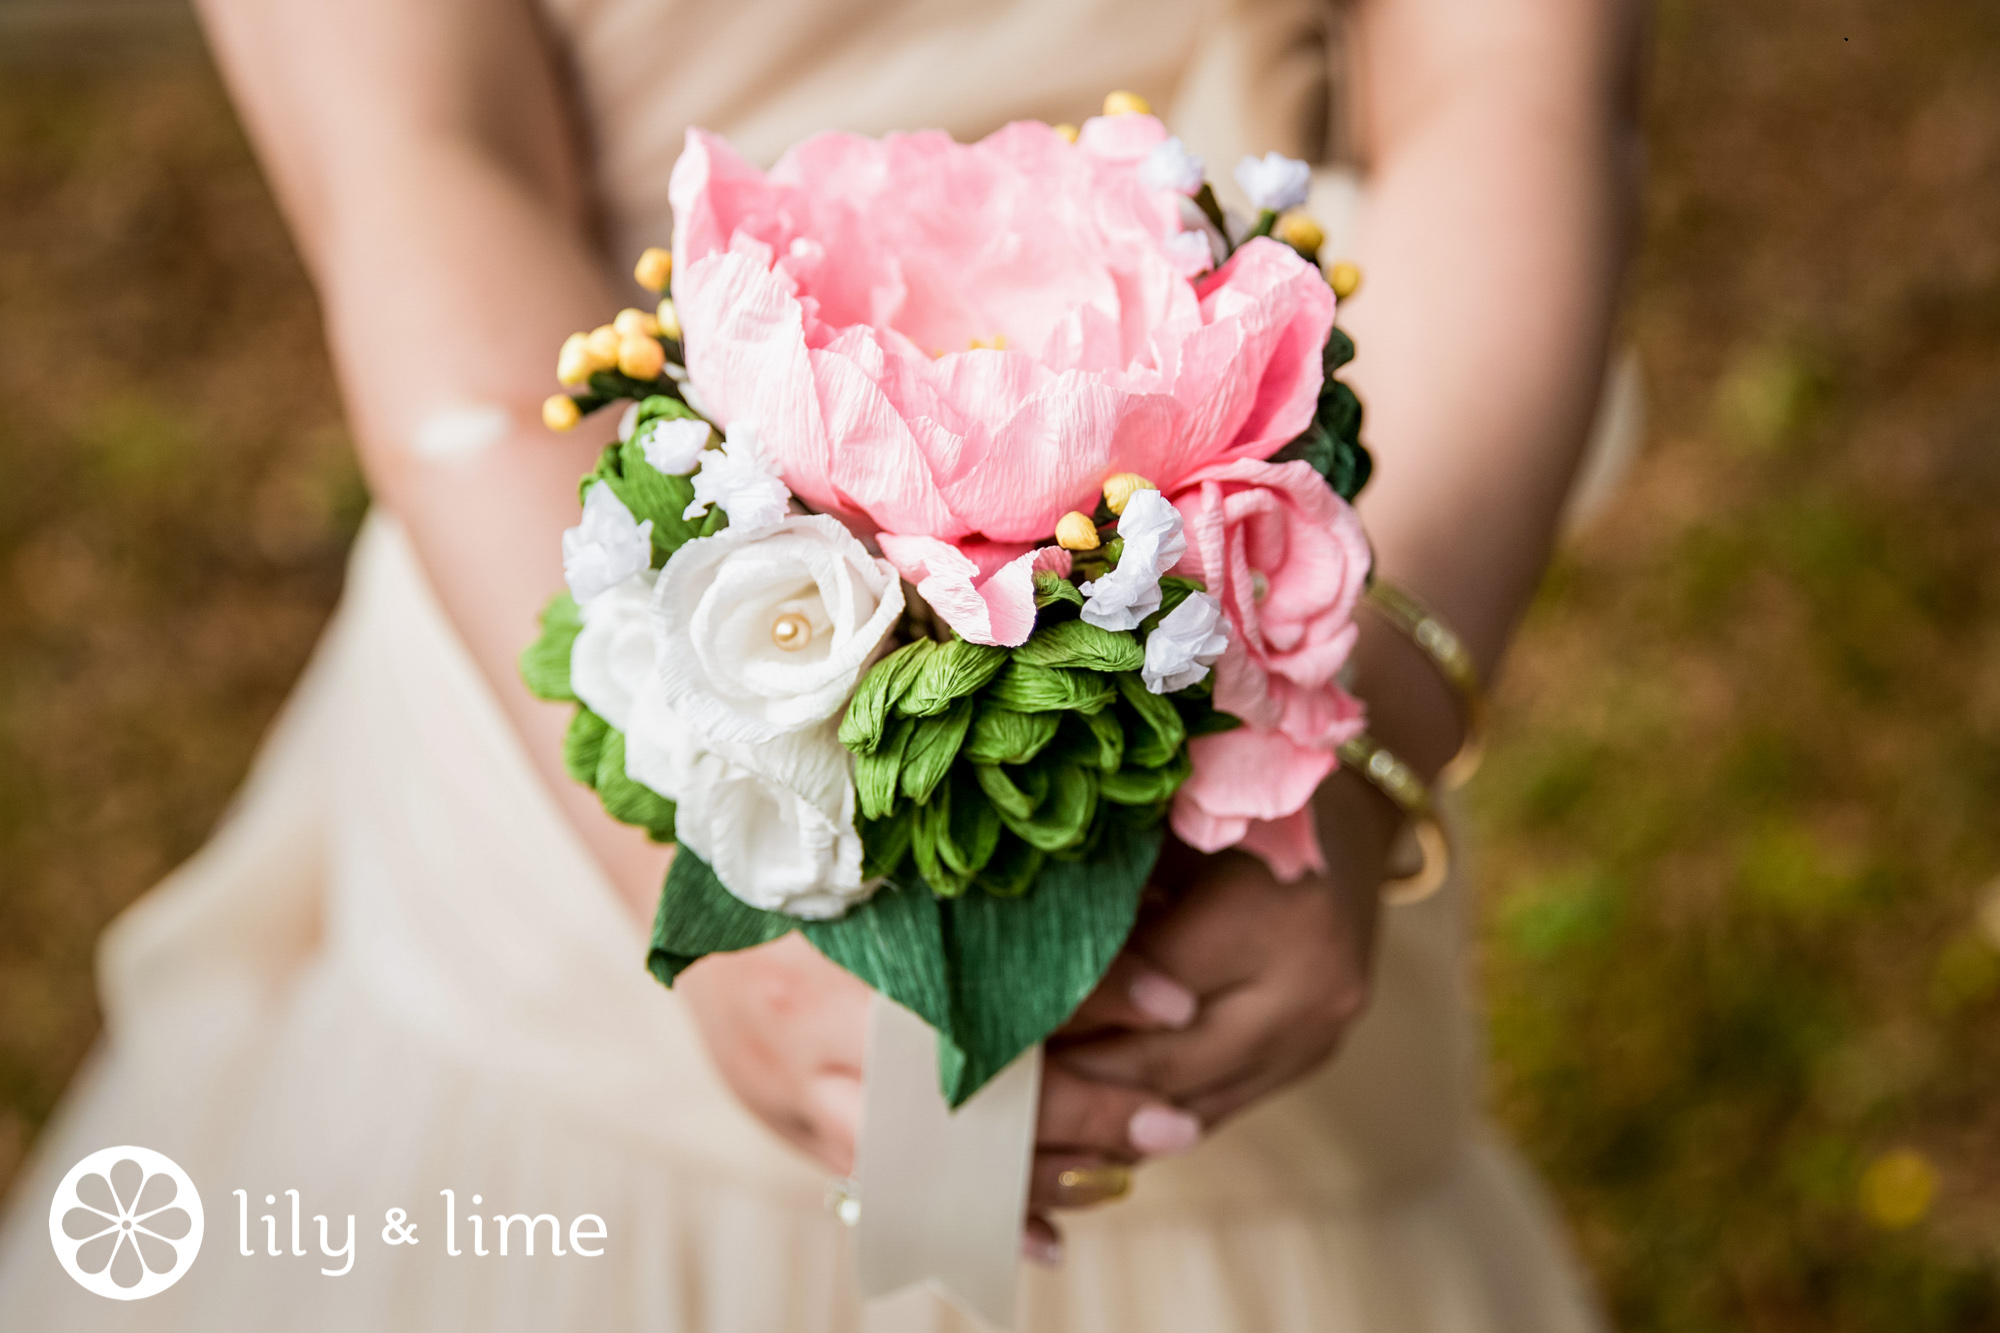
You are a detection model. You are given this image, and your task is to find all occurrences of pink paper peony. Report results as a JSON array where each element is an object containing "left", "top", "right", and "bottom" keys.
[
  {"left": 668, "top": 116, "right": 1335, "bottom": 643},
  {"left": 1167, "top": 457, "right": 1372, "bottom": 878}
]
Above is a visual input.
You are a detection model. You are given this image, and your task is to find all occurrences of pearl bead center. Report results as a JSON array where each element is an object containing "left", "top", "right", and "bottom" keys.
[{"left": 771, "top": 612, "right": 813, "bottom": 651}]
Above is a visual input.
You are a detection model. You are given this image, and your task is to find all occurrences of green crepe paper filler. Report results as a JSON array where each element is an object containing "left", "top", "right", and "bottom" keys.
[
  {"left": 987, "top": 661, "right": 1117, "bottom": 714},
  {"left": 899, "top": 699, "right": 976, "bottom": 804},
  {"left": 964, "top": 705, "right": 1061, "bottom": 766},
  {"left": 1011, "top": 619, "right": 1145, "bottom": 673},
  {"left": 895, "top": 638, "right": 1009, "bottom": 717}
]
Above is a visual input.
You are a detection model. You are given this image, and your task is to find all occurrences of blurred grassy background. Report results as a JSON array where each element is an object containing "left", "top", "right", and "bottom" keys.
[{"left": 3, "top": 1, "right": 1999, "bottom": 1328}]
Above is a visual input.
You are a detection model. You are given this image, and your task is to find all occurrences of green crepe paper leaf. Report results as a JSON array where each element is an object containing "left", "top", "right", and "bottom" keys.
[
  {"left": 1141, "top": 576, "right": 1204, "bottom": 634},
  {"left": 1115, "top": 673, "right": 1187, "bottom": 768},
  {"left": 1012, "top": 619, "right": 1145, "bottom": 673},
  {"left": 973, "top": 762, "right": 1050, "bottom": 821},
  {"left": 938, "top": 821, "right": 1162, "bottom": 1105},
  {"left": 896, "top": 638, "right": 1009, "bottom": 718},
  {"left": 1032, "top": 570, "right": 1085, "bottom": 610},
  {"left": 963, "top": 705, "right": 1061, "bottom": 766},
  {"left": 1078, "top": 709, "right": 1125, "bottom": 772},
  {"left": 840, "top": 640, "right": 936, "bottom": 753},
  {"left": 997, "top": 761, "right": 1097, "bottom": 853},
  {"left": 593, "top": 727, "right": 678, "bottom": 841},
  {"left": 973, "top": 833, "right": 1044, "bottom": 898},
  {"left": 900, "top": 698, "right": 975, "bottom": 804},
  {"left": 563, "top": 708, "right": 610, "bottom": 787},
  {"left": 987, "top": 661, "right": 1116, "bottom": 715},
  {"left": 1099, "top": 746, "right": 1193, "bottom": 806},
  {"left": 646, "top": 847, "right": 790, "bottom": 984},
  {"left": 939, "top": 770, "right": 1004, "bottom": 878},
  {"left": 1323, "top": 326, "right": 1356, "bottom": 374},
  {"left": 1177, "top": 689, "right": 1245, "bottom": 738},
  {"left": 801, "top": 882, "right": 955, "bottom": 1037},
  {"left": 911, "top": 795, "right": 975, "bottom": 898},
  {"left": 861, "top": 808, "right": 916, "bottom": 880},
  {"left": 855, "top": 715, "right": 916, "bottom": 819},
  {"left": 520, "top": 592, "right": 583, "bottom": 702}
]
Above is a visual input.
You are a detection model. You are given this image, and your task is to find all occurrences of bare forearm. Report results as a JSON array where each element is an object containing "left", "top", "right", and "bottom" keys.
[
  {"left": 197, "top": 0, "right": 674, "bottom": 915},
  {"left": 1340, "top": 1, "right": 1642, "bottom": 773}
]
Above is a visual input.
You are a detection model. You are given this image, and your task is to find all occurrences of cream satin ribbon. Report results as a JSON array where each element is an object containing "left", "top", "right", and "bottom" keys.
[{"left": 854, "top": 994, "right": 1042, "bottom": 1330}]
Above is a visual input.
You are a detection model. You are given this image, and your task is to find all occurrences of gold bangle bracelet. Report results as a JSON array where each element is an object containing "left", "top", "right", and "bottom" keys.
[
  {"left": 1336, "top": 732, "right": 1451, "bottom": 905},
  {"left": 1362, "top": 579, "right": 1489, "bottom": 790}
]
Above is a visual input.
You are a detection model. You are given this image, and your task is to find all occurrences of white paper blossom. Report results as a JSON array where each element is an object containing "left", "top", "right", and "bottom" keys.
[
  {"left": 1234, "top": 151, "right": 1312, "bottom": 214},
  {"left": 1162, "top": 230, "right": 1215, "bottom": 278},
  {"left": 1080, "top": 488, "right": 1187, "bottom": 632},
  {"left": 638, "top": 416, "right": 714, "bottom": 475},
  {"left": 671, "top": 727, "right": 871, "bottom": 920},
  {"left": 562, "top": 482, "right": 653, "bottom": 605},
  {"left": 616, "top": 401, "right": 642, "bottom": 443},
  {"left": 1141, "top": 590, "right": 1231, "bottom": 693},
  {"left": 569, "top": 570, "right": 657, "bottom": 731},
  {"left": 1138, "top": 136, "right": 1206, "bottom": 196},
  {"left": 684, "top": 419, "right": 791, "bottom": 530},
  {"left": 653, "top": 514, "right": 905, "bottom": 746}
]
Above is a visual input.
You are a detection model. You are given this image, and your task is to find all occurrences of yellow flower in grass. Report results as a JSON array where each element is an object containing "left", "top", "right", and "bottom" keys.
[{"left": 1859, "top": 1149, "right": 1937, "bottom": 1229}]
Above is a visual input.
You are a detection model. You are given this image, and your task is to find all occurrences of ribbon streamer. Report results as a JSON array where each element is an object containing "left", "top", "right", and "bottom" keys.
[{"left": 856, "top": 994, "right": 1041, "bottom": 1329}]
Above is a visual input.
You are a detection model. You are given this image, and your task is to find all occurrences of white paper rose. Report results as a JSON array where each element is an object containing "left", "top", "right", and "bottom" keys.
[
  {"left": 563, "top": 483, "right": 653, "bottom": 605},
  {"left": 1235, "top": 151, "right": 1312, "bottom": 214},
  {"left": 653, "top": 513, "right": 905, "bottom": 747},
  {"left": 1142, "top": 589, "right": 1231, "bottom": 693},
  {"left": 672, "top": 725, "right": 870, "bottom": 919},
  {"left": 1080, "top": 488, "right": 1188, "bottom": 632}
]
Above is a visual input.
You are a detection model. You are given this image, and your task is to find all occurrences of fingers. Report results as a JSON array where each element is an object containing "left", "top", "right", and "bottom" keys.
[
  {"left": 1021, "top": 1213, "right": 1064, "bottom": 1266},
  {"left": 803, "top": 1069, "right": 863, "bottom": 1176},
  {"left": 1036, "top": 1061, "right": 1203, "bottom": 1159},
  {"left": 1059, "top": 952, "right": 1199, "bottom": 1039},
  {"left": 1054, "top": 973, "right": 1364, "bottom": 1117}
]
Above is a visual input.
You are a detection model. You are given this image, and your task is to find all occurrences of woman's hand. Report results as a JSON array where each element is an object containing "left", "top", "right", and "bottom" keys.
[{"left": 1051, "top": 768, "right": 1398, "bottom": 1133}]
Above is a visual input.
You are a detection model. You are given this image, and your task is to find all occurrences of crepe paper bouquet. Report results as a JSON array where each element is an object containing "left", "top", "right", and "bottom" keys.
[{"left": 522, "top": 103, "right": 1375, "bottom": 1105}]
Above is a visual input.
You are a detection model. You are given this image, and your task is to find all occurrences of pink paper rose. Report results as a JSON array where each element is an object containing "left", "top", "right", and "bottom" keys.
[
  {"left": 668, "top": 117, "right": 1335, "bottom": 643},
  {"left": 1167, "top": 457, "right": 1372, "bottom": 879}
]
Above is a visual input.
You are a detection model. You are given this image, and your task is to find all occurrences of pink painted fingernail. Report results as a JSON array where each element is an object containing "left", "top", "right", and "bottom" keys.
[
  {"left": 1129, "top": 973, "right": 1197, "bottom": 1028},
  {"left": 1128, "top": 1105, "right": 1202, "bottom": 1157},
  {"left": 1021, "top": 1233, "right": 1064, "bottom": 1266}
]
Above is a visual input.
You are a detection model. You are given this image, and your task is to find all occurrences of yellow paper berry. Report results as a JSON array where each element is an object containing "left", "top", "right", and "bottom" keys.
[
  {"left": 1052, "top": 123, "right": 1080, "bottom": 144},
  {"left": 1101, "top": 472, "right": 1155, "bottom": 516},
  {"left": 1102, "top": 90, "right": 1151, "bottom": 117},
  {"left": 1327, "top": 261, "right": 1363, "bottom": 300},
  {"left": 542, "top": 394, "right": 582, "bottom": 432},
  {"left": 613, "top": 307, "right": 660, "bottom": 338},
  {"left": 1275, "top": 211, "right": 1325, "bottom": 255},
  {"left": 617, "top": 333, "right": 666, "bottom": 380},
  {"left": 633, "top": 246, "right": 673, "bottom": 292},
  {"left": 556, "top": 332, "right": 595, "bottom": 387},
  {"left": 584, "top": 323, "right": 621, "bottom": 365},
  {"left": 1056, "top": 511, "right": 1101, "bottom": 551},
  {"left": 655, "top": 298, "right": 682, "bottom": 342}
]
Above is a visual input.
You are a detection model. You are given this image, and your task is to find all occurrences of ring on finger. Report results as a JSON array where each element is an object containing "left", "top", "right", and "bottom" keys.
[{"left": 1054, "top": 1164, "right": 1133, "bottom": 1208}]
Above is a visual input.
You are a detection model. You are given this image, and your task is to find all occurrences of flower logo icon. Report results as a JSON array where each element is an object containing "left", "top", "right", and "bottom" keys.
[{"left": 48, "top": 1146, "right": 203, "bottom": 1300}]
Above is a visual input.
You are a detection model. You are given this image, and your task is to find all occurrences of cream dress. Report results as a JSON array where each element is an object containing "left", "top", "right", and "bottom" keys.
[{"left": 0, "top": 1, "right": 1609, "bottom": 1328}]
